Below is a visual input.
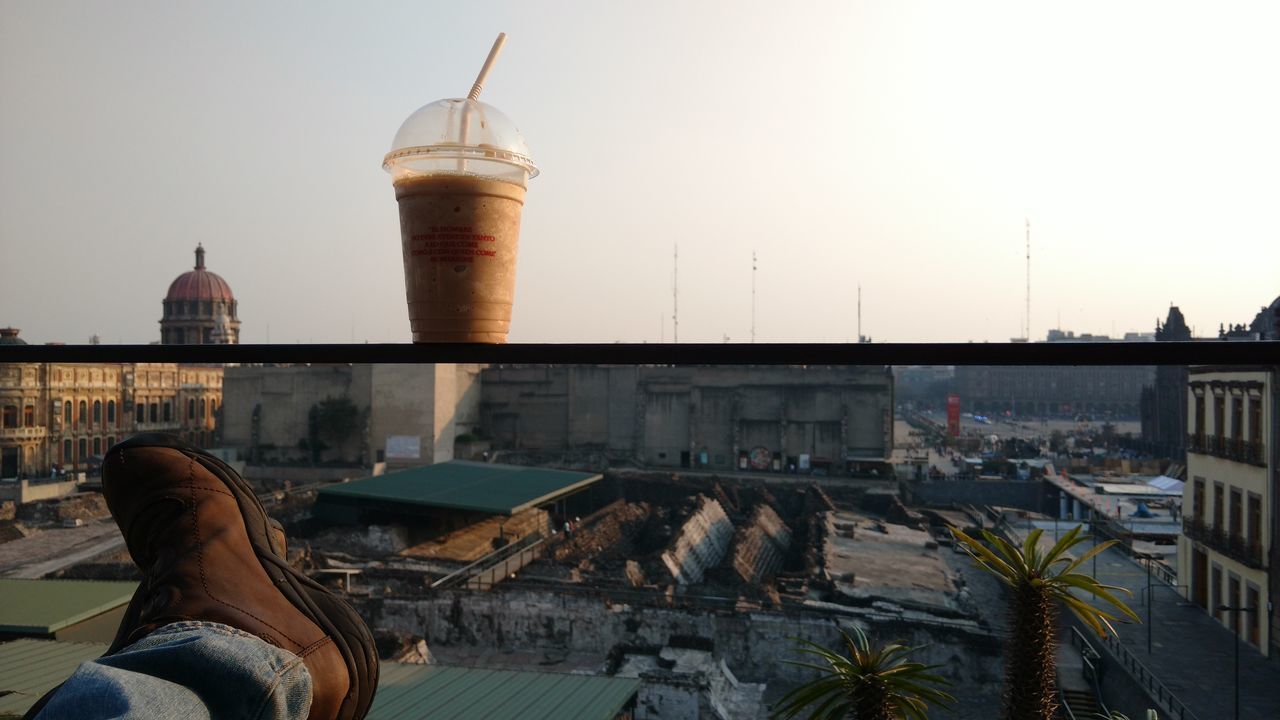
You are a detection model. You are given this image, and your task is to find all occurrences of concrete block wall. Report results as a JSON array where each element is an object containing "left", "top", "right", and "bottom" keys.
[
  {"left": 661, "top": 497, "right": 734, "bottom": 584},
  {"left": 730, "top": 505, "right": 792, "bottom": 585}
]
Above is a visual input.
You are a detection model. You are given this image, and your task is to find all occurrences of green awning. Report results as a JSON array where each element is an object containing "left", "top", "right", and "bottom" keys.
[
  {"left": 0, "top": 579, "right": 138, "bottom": 634},
  {"left": 318, "top": 461, "right": 602, "bottom": 516}
]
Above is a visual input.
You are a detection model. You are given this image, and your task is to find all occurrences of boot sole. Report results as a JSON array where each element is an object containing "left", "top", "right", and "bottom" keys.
[{"left": 115, "top": 434, "right": 379, "bottom": 720}]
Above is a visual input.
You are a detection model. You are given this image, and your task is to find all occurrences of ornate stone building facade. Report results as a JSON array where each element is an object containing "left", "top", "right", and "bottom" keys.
[
  {"left": 1, "top": 244, "right": 236, "bottom": 478},
  {"left": 0, "top": 349, "right": 223, "bottom": 478},
  {"left": 160, "top": 244, "right": 240, "bottom": 345}
]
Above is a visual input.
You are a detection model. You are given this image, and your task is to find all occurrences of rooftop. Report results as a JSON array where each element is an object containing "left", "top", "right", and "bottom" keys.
[
  {"left": 318, "top": 461, "right": 602, "bottom": 517},
  {"left": 370, "top": 663, "right": 639, "bottom": 720},
  {"left": 0, "top": 579, "right": 138, "bottom": 635},
  {"left": 0, "top": 640, "right": 640, "bottom": 720}
]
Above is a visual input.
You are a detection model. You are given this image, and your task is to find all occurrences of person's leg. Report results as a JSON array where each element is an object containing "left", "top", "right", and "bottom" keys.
[
  {"left": 24, "top": 433, "right": 377, "bottom": 720},
  {"left": 34, "top": 622, "right": 312, "bottom": 720}
]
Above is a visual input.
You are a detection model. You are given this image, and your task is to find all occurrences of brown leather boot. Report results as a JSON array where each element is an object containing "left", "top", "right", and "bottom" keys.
[{"left": 100, "top": 433, "right": 377, "bottom": 720}]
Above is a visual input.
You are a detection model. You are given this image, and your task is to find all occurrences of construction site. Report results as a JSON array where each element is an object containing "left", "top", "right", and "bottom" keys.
[
  {"left": 288, "top": 462, "right": 1007, "bottom": 719},
  {"left": 1, "top": 458, "right": 1009, "bottom": 719}
]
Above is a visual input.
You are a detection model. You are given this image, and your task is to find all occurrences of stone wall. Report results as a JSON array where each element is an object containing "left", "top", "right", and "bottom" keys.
[
  {"left": 479, "top": 365, "right": 895, "bottom": 470},
  {"left": 0, "top": 478, "right": 83, "bottom": 504},
  {"left": 365, "top": 589, "right": 1003, "bottom": 689},
  {"left": 660, "top": 497, "right": 733, "bottom": 585},
  {"left": 221, "top": 364, "right": 483, "bottom": 467}
]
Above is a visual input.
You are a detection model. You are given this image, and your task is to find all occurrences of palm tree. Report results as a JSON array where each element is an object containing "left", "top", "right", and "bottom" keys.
[
  {"left": 772, "top": 625, "right": 954, "bottom": 720},
  {"left": 951, "top": 525, "right": 1141, "bottom": 720}
]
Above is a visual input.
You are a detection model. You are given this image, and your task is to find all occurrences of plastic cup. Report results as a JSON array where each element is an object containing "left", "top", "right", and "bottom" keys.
[{"left": 383, "top": 98, "right": 537, "bottom": 343}]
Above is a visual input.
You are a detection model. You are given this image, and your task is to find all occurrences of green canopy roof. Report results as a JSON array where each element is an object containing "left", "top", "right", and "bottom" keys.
[
  {"left": 318, "top": 461, "right": 602, "bottom": 516},
  {"left": 369, "top": 663, "right": 639, "bottom": 720},
  {"left": 0, "top": 640, "right": 639, "bottom": 720},
  {"left": 0, "top": 579, "right": 138, "bottom": 634}
]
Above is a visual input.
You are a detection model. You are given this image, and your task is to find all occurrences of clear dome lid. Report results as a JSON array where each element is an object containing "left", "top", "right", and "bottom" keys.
[{"left": 383, "top": 98, "right": 537, "bottom": 184}]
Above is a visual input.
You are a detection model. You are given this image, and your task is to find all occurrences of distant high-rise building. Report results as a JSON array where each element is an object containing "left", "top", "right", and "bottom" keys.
[{"left": 160, "top": 244, "right": 240, "bottom": 344}]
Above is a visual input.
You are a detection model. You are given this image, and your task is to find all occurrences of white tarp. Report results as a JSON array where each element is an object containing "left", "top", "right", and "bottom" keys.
[{"left": 1147, "top": 475, "right": 1185, "bottom": 494}]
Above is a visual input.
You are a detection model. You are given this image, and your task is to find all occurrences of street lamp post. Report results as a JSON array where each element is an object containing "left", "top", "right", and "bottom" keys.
[{"left": 1218, "top": 604, "right": 1256, "bottom": 720}]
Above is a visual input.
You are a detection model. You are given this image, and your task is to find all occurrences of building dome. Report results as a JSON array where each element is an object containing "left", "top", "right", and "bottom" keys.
[
  {"left": 0, "top": 328, "right": 27, "bottom": 345},
  {"left": 159, "top": 245, "right": 241, "bottom": 345},
  {"left": 165, "top": 244, "right": 235, "bottom": 303}
]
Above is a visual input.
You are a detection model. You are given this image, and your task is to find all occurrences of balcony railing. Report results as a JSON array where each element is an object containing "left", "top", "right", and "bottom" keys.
[
  {"left": 1187, "top": 433, "right": 1206, "bottom": 454},
  {"left": 0, "top": 426, "right": 48, "bottom": 440},
  {"left": 1186, "top": 433, "right": 1267, "bottom": 466},
  {"left": 1210, "top": 434, "right": 1225, "bottom": 455},
  {"left": 1183, "top": 518, "right": 1265, "bottom": 569},
  {"left": 1244, "top": 439, "right": 1266, "bottom": 466}
]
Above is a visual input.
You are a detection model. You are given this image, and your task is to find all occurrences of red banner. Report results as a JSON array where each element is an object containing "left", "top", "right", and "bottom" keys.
[{"left": 946, "top": 394, "right": 961, "bottom": 438}]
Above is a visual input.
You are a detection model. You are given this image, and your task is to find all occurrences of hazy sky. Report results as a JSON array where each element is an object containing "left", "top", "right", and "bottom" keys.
[{"left": 2, "top": 1, "right": 1278, "bottom": 345}]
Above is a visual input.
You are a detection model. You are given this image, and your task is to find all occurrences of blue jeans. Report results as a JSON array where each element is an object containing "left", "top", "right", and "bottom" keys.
[{"left": 34, "top": 622, "right": 312, "bottom": 720}]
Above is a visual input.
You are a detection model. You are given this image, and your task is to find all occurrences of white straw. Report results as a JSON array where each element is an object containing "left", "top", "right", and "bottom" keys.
[
  {"left": 459, "top": 33, "right": 507, "bottom": 171},
  {"left": 467, "top": 33, "right": 507, "bottom": 101}
]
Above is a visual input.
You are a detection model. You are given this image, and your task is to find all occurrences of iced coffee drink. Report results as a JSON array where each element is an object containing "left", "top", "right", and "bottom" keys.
[
  {"left": 395, "top": 173, "right": 526, "bottom": 342},
  {"left": 384, "top": 97, "right": 537, "bottom": 343}
]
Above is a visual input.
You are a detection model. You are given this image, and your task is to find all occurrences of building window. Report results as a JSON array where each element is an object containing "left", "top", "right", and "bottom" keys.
[
  {"left": 1227, "top": 575, "right": 1241, "bottom": 635},
  {"left": 106, "top": 436, "right": 114, "bottom": 450},
  {"left": 188, "top": 398, "right": 196, "bottom": 421},
  {"left": 1, "top": 406, "right": 16, "bottom": 429},
  {"left": 1213, "top": 482, "right": 1224, "bottom": 530},
  {"left": 136, "top": 402, "right": 146, "bottom": 424},
  {"left": 62, "top": 439, "right": 71, "bottom": 464},
  {"left": 64, "top": 401, "right": 72, "bottom": 423},
  {"left": 163, "top": 401, "right": 172, "bottom": 422},
  {"left": 107, "top": 400, "right": 116, "bottom": 424},
  {"left": 1213, "top": 395, "right": 1225, "bottom": 438},
  {"left": 1249, "top": 397, "right": 1262, "bottom": 447},
  {"left": 1246, "top": 584, "right": 1261, "bottom": 648},
  {"left": 93, "top": 400, "right": 102, "bottom": 424},
  {"left": 78, "top": 400, "right": 87, "bottom": 425},
  {"left": 93, "top": 437, "right": 102, "bottom": 455},
  {"left": 1228, "top": 488, "right": 1242, "bottom": 541},
  {"left": 149, "top": 403, "right": 158, "bottom": 423},
  {"left": 23, "top": 405, "right": 34, "bottom": 427},
  {"left": 1193, "top": 478, "right": 1205, "bottom": 521},
  {"left": 1211, "top": 565, "right": 1222, "bottom": 621},
  {"left": 210, "top": 399, "right": 217, "bottom": 416},
  {"left": 199, "top": 398, "right": 206, "bottom": 420},
  {"left": 1194, "top": 394, "right": 1205, "bottom": 444},
  {"left": 1230, "top": 396, "right": 1243, "bottom": 441},
  {"left": 78, "top": 438, "right": 87, "bottom": 463},
  {"left": 1247, "top": 492, "right": 1262, "bottom": 548}
]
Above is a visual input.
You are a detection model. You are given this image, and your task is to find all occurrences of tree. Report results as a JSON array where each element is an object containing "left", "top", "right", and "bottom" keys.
[
  {"left": 772, "top": 626, "right": 954, "bottom": 720},
  {"left": 306, "top": 395, "right": 360, "bottom": 462},
  {"left": 315, "top": 396, "right": 359, "bottom": 447},
  {"left": 951, "top": 525, "right": 1141, "bottom": 720}
]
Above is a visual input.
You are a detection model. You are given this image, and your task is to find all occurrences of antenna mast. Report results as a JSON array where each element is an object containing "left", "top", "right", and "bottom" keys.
[
  {"left": 857, "top": 284, "right": 862, "bottom": 343},
  {"left": 1025, "top": 219, "right": 1031, "bottom": 341},
  {"left": 751, "top": 251, "right": 757, "bottom": 343},
  {"left": 673, "top": 244, "right": 679, "bottom": 344}
]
